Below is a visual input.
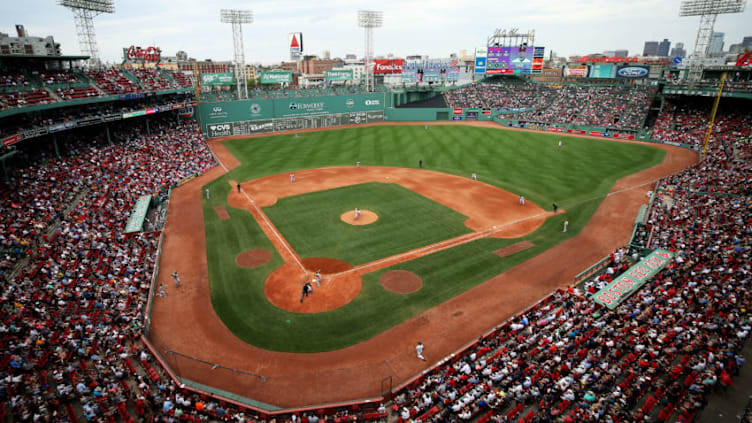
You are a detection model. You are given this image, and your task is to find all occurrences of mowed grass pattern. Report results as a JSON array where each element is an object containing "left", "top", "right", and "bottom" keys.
[
  {"left": 203, "top": 125, "right": 666, "bottom": 352},
  {"left": 263, "top": 182, "right": 471, "bottom": 265}
]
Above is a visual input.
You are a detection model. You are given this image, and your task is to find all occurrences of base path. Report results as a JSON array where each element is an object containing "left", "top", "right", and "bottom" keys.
[{"left": 148, "top": 122, "right": 697, "bottom": 409}]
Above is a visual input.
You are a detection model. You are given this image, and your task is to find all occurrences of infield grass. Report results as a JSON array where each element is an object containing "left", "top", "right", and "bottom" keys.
[
  {"left": 263, "top": 182, "right": 471, "bottom": 265},
  {"left": 203, "top": 124, "right": 665, "bottom": 352}
]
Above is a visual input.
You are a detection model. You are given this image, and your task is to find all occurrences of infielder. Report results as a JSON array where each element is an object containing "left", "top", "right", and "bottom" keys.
[
  {"left": 313, "top": 270, "right": 322, "bottom": 287},
  {"left": 472, "top": 173, "right": 477, "bottom": 181},
  {"left": 171, "top": 271, "right": 180, "bottom": 288},
  {"left": 416, "top": 341, "right": 426, "bottom": 361},
  {"left": 354, "top": 208, "right": 361, "bottom": 220},
  {"left": 290, "top": 173, "right": 295, "bottom": 183},
  {"left": 519, "top": 195, "right": 525, "bottom": 206},
  {"left": 356, "top": 161, "right": 360, "bottom": 168}
]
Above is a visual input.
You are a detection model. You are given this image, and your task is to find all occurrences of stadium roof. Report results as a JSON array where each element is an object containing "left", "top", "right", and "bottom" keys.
[{"left": 0, "top": 54, "right": 90, "bottom": 61}]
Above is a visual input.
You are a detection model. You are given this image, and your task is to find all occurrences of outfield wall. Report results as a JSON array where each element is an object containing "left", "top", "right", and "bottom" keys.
[{"left": 200, "top": 93, "right": 389, "bottom": 137}]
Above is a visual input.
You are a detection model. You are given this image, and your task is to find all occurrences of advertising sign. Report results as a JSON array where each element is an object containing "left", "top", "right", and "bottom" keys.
[
  {"left": 453, "top": 108, "right": 463, "bottom": 115},
  {"left": 593, "top": 249, "right": 673, "bottom": 309},
  {"left": 735, "top": 52, "right": 752, "bottom": 67},
  {"left": 562, "top": 66, "right": 588, "bottom": 77},
  {"left": 475, "top": 46, "right": 487, "bottom": 74},
  {"left": 572, "top": 56, "right": 638, "bottom": 63},
  {"left": 422, "top": 68, "right": 442, "bottom": 83},
  {"left": 201, "top": 73, "right": 235, "bottom": 86},
  {"left": 486, "top": 46, "right": 534, "bottom": 74},
  {"left": 324, "top": 69, "right": 353, "bottom": 82},
  {"left": 260, "top": 71, "right": 293, "bottom": 84},
  {"left": 615, "top": 65, "right": 650, "bottom": 79},
  {"left": 123, "top": 46, "right": 161, "bottom": 63},
  {"left": 588, "top": 64, "right": 615, "bottom": 79},
  {"left": 289, "top": 32, "right": 303, "bottom": 57},
  {"left": 2, "top": 134, "right": 20, "bottom": 146},
  {"left": 445, "top": 68, "right": 460, "bottom": 82},
  {"left": 373, "top": 59, "right": 405, "bottom": 74}
]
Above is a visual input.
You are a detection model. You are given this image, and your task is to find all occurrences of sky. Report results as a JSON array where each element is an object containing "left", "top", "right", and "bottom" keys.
[{"left": 2, "top": 0, "right": 751, "bottom": 65}]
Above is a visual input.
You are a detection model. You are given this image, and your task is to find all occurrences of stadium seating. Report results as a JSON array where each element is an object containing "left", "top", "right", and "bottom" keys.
[
  {"left": 85, "top": 68, "right": 140, "bottom": 95},
  {"left": 442, "top": 79, "right": 657, "bottom": 131},
  {"left": 131, "top": 68, "right": 178, "bottom": 91}
]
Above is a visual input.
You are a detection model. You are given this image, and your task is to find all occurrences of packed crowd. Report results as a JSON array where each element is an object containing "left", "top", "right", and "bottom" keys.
[
  {"left": 32, "top": 70, "right": 79, "bottom": 86},
  {"left": 85, "top": 69, "right": 141, "bottom": 95},
  {"left": 0, "top": 117, "right": 227, "bottom": 422},
  {"left": 651, "top": 97, "right": 752, "bottom": 152},
  {"left": 130, "top": 69, "right": 179, "bottom": 92},
  {"left": 442, "top": 80, "right": 656, "bottom": 131},
  {"left": 389, "top": 102, "right": 750, "bottom": 422}
]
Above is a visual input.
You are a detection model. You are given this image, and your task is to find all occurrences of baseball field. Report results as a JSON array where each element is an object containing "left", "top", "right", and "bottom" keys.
[
  {"left": 198, "top": 124, "right": 664, "bottom": 352},
  {"left": 147, "top": 122, "right": 697, "bottom": 407}
]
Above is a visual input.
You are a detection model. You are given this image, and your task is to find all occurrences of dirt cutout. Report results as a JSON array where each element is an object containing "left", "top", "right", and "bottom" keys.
[
  {"left": 265, "top": 257, "right": 362, "bottom": 313},
  {"left": 381, "top": 270, "right": 423, "bottom": 294},
  {"left": 235, "top": 249, "right": 273, "bottom": 268},
  {"left": 340, "top": 209, "right": 378, "bottom": 226},
  {"left": 493, "top": 241, "right": 535, "bottom": 258},
  {"left": 214, "top": 205, "right": 230, "bottom": 220}
]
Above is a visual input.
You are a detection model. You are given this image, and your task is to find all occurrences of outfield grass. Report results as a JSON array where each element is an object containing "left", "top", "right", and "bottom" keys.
[
  {"left": 203, "top": 125, "right": 665, "bottom": 352},
  {"left": 263, "top": 182, "right": 471, "bottom": 265}
]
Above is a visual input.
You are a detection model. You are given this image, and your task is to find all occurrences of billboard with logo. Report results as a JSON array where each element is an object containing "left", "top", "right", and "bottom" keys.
[
  {"left": 615, "top": 65, "right": 650, "bottom": 79},
  {"left": 402, "top": 69, "right": 419, "bottom": 83},
  {"left": 562, "top": 66, "right": 588, "bottom": 77},
  {"left": 373, "top": 59, "right": 404, "bottom": 74},
  {"left": 260, "top": 71, "right": 293, "bottom": 84},
  {"left": 201, "top": 73, "right": 235, "bottom": 86},
  {"left": 325, "top": 69, "right": 353, "bottom": 82},
  {"left": 289, "top": 32, "right": 303, "bottom": 58},
  {"left": 474, "top": 46, "right": 487, "bottom": 74}
]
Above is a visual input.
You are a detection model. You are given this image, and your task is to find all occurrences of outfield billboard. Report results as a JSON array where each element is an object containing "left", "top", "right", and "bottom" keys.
[
  {"left": 615, "top": 65, "right": 650, "bottom": 79},
  {"left": 588, "top": 64, "right": 616, "bottom": 79},
  {"left": 402, "top": 69, "right": 419, "bottom": 83},
  {"left": 201, "top": 73, "right": 235, "bottom": 86},
  {"left": 562, "top": 66, "right": 588, "bottom": 77},
  {"left": 373, "top": 59, "right": 404, "bottom": 74},
  {"left": 260, "top": 71, "right": 293, "bottom": 84},
  {"left": 474, "top": 46, "right": 487, "bottom": 74},
  {"left": 325, "top": 69, "right": 353, "bottom": 81}
]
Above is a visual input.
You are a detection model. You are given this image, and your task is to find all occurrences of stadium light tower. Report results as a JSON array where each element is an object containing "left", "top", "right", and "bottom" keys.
[
  {"left": 679, "top": 0, "right": 746, "bottom": 79},
  {"left": 358, "top": 10, "right": 383, "bottom": 93},
  {"left": 221, "top": 9, "right": 253, "bottom": 100},
  {"left": 58, "top": 0, "right": 115, "bottom": 68}
]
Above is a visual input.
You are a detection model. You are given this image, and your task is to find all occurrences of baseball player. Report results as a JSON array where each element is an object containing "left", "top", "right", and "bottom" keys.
[
  {"left": 519, "top": 195, "right": 525, "bottom": 206},
  {"left": 472, "top": 173, "right": 477, "bottom": 181},
  {"left": 354, "top": 208, "right": 361, "bottom": 220},
  {"left": 356, "top": 161, "right": 360, "bottom": 168},
  {"left": 313, "top": 270, "right": 322, "bottom": 287},
  {"left": 236, "top": 183, "right": 241, "bottom": 193},
  {"left": 171, "top": 271, "right": 180, "bottom": 288},
  {"left": 558, "top": 139, "right": 562, "bottom": 148},
  {"left": 553, "top": 203, "right": 559, "bottom": 213},
  {"left": 158, "top": 284, "right": 166, "bottom": 298},
  {"left": 416, "top": 341, "right": 426, "bottom": 361},
  {"left": 563, "top": 220, "right": 569, "bottom": 232},
  {"left": 290, "top": 173, "right": 295, "bottom": 183},
  {"left": 205, "top": 188, "right": 210, "bottom": 200},
  {"left": 425, "top": 124, "right": 428, "bottom": 130},
  {"left": 300, "top": 282, "right": 312, "bottom": 303}
]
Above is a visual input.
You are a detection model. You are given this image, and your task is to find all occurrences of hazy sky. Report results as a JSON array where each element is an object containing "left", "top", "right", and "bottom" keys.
[{"left": 2, "top": 0, "right": 751, "bottom": 64}]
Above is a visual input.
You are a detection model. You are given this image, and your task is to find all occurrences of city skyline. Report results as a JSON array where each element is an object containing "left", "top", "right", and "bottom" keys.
[{"left": 2, "top": 0, "right": 751, "bottom": 65}]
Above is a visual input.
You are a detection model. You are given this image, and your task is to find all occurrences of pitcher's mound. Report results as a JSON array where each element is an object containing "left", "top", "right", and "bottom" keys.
[
  {"left": 235, "top": 249, "right": 273, "bottom": 268},
  {"left": 380, "top": 270, "right": 423, "bottom": 294},
  {"left": 265, "top": 258, "right": 362, "bottom": 313},
  {"left": 341, "top": 209, "right": 378, "bottom": 226}
]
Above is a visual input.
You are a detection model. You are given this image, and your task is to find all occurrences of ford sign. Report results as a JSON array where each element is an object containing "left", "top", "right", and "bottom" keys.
[{"left": 617, "top": 66, "right": 649, "bottom": 78}]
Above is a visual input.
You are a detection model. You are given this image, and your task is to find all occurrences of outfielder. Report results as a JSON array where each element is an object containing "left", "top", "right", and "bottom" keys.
[
  {"left": 472, "top": 173, "right": 477, "bottom": 181},
  {"left": 563, "top": 220, "right": 569, "bottom": 232},
  {"left": 558, "top": 139, "right": 562, "bottom": 148}
]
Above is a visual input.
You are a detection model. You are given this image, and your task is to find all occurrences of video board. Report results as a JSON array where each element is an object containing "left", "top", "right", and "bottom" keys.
[{"left": 486, "top": 46, "right": 534, "bottom": 74}]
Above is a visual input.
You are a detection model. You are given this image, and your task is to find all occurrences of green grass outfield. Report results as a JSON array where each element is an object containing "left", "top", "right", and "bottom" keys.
[{"left": 203, "top": 125, "right": 665, "bottom": 352}]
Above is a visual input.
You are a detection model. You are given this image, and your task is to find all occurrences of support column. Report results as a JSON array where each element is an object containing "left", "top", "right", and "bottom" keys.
[
  {"left": 105, "top": 126, "right": 113, "bottom": 145},
  {"left": 53, "top": 135, "right": 61, "bottom": 158},
  {"left": 146, "top": 119, "right": 151, "bottom": 136}
]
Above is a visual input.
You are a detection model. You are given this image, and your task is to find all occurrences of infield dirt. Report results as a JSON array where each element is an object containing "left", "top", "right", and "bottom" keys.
[{"left": 148, "top": 121, "right": 697, "bottom": 408}]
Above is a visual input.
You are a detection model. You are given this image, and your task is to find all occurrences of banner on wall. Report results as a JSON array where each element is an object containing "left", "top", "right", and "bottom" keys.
[{"left": 593, "top": 249, "right": 673, "bottom": 309}]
